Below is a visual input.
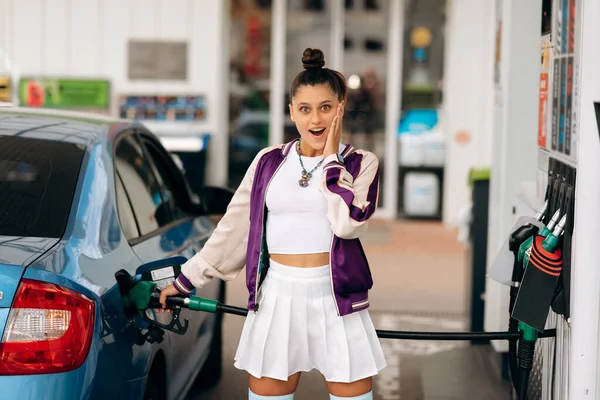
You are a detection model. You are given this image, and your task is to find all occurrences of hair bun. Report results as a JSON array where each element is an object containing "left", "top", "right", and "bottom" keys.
[{"left": 302, "top": 48, "right": 325, "bottom": 69}]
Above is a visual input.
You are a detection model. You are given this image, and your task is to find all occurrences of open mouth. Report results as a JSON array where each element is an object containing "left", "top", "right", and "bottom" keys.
[{"left": 309, "top": 128, "right": 326, "bottom": 138}]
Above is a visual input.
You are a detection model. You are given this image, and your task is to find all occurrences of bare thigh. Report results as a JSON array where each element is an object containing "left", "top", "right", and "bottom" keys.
[
  {"left": 324, "top": 376, "right": 373, "bottom": 397},
  {"left": 249, "top": 372, "right": 302, "bottom": 396}
]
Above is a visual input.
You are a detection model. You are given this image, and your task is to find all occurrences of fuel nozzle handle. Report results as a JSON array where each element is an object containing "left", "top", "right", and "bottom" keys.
[
  {"left": 148, "top": 292, "right": 214, "bottom": 311},
  {"left": 509, "top": 223, "right": 540, "bottom": 318},
  {"left": 509, "top": 224, "right": 539, "bottom": 252},
  {"left": 148, "top": 292, "right": 188, "bottom": 308},
  {"left": 509, "top": 223, "right": 539, "bottom": 281},
  {"left": 509, "top": 201, "right": 548, "bottom": 253}
]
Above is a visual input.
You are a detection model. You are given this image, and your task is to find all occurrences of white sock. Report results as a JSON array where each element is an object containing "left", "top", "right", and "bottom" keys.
[
  {"left": 329, "top": 391, "right": 373, "bottom": 400},
  {"left": 248, "top": 388, "right": 294, "bottom": 400}
]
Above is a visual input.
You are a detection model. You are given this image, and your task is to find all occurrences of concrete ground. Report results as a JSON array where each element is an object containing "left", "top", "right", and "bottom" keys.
[{"left": 189, "top": 219, "right": 498, "bottom": 400}]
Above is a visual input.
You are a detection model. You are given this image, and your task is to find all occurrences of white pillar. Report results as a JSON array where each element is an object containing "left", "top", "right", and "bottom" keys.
[
  {"left": 570, "top": 0, "right": 600, "bottom": 396},
  {"left": 330, "top": 0, "right": 344, "bottom": 72},
  {"left": 0, "top": 0, "right": 15, "bottom": 100},
  {"left": 442, "top": 0, "right": 496, "bottom": 225},
  {"left": 158, "top": 0, "right": 231, "bottom": 188},
  {"left": 212, "top": 0, "right": 231, "bottom": 187},
  {"left": 0, "top": 0, "right": 8, "bottom": 73},
  {"left": 379, "top": 0, "right": 403, "bottom": 219},
  {"left": 269, "top": 0, "right": 286, "bottom": 146}
]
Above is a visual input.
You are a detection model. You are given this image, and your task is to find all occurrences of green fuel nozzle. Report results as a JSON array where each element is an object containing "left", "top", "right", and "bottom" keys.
[
  {"left": 509, "top": 202, "right": 549, "bottom": 308},
  {"left": 515, "top": 214, "right": 566, "bottom": 399},
  {"left": 519, "top": 213, "right": 566, "bottom": 334},
  {"left": 518, "top": 209, "right": 561, "bottom": 265}
]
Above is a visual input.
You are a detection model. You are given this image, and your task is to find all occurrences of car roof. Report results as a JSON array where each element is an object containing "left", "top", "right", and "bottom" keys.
[{"left": 0, "top": 107, "right": 127, "bottom": 147}]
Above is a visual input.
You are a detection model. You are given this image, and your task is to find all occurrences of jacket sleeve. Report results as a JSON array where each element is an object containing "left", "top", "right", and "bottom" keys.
[
  {"left": 173, "top": 150, "right": 265, "bottom": 295},
  {"left": 319, "top": 151, "right": 380, "bottom": 239}
]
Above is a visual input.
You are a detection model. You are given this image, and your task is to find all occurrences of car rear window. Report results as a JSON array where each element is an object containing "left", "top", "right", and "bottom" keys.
[{"left": 0, "top": 136, "right": 85, "bottom": 238}]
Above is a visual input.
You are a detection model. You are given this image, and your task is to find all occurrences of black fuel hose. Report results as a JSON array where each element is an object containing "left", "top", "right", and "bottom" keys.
[
  {"left": 375, "top": 329, "right": 555, "bottom": 341},
  {"left": 219, "top": 304, "right": 250, "bottom": 316},
  {"left": 508, "top": 318, "right": 521, "bottom": 393},
  {"left": 208, "top": 299, "right": 558, "bottom": 340},
  {"left": 518, "top": 338, "right": 536, "bottom": 400},
  {"left": 519, "top": 370, "right": 531, "bottom": 400},
  {"left": 155, "top": 292, "right": 557, "bottom": 341},
  {"left": 509, "top": 256, "right": 526, "bottom": 394}
]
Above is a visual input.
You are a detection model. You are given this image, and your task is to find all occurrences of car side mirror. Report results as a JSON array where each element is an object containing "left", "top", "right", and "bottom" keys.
[{"left": 197, "top": 186, "right": 234, "bottom": 215}]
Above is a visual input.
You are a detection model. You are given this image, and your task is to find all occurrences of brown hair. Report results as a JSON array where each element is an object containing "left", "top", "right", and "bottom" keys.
[{"left": 289, "top": 48, "right": 347, "bottom": 102}]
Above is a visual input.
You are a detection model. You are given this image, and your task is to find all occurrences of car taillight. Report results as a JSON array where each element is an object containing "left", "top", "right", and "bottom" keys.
[{"left": 0, "top": 279, "right": 95, "bottom": 375}]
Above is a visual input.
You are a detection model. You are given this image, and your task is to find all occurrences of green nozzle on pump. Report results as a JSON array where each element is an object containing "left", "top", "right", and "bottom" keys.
[
  {"left": 115, "top": 265, "right": 249, "bottom": 344},
  {"left": 519, "top": 213, "right": 565, "bottom": 330},
  {"left": 519, "top": 209, "right": 561, "bottom": 265},
  {"left": 120, "top": 277, "right": 219, "bottom": 316},
  {"left": 515, "top": 213, "right": 566, "bottom": 399},
  {"left": 507, "top": 202, "right": 548, "bottom": 396},
  {"left": 128, "top": 281, "right": 157, "bottom": 314}
]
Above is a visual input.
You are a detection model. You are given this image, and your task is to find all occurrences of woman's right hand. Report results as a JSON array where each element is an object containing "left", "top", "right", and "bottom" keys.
[{"left": 157, "top": 284, "right": 181, "bottom": 312}]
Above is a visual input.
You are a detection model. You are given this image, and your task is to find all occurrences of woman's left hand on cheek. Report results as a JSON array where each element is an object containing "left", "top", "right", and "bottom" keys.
[{"left": 324, "top": 101, "right": 344, "bottom": 158}]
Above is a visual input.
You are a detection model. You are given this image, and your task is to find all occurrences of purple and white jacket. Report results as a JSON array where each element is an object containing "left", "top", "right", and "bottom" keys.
[{"left": 174, "top": 138, "right": 380, "bottom": 316}]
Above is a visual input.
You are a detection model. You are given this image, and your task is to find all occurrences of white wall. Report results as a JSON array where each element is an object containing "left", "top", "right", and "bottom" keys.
[
  {"left": 441, "top": 0, "right": 495, "bottom": 224},
  {"left": 0, "top": 0, "right": 230, "bottom": 186}
]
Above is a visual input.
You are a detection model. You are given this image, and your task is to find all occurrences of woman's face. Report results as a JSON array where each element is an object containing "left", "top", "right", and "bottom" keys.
[{"left": 289, "top": 84, "right": 340, "bottom": 153}]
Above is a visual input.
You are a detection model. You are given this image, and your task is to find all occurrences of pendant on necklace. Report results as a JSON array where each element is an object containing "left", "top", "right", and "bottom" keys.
[{"left": 299, "top": 171, "right": 312, "bottom": 187}]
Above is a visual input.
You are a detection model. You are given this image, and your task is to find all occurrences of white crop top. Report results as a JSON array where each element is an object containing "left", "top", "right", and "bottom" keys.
[{"left": 265, "top": 150, "right": 332, "bottom": 254}]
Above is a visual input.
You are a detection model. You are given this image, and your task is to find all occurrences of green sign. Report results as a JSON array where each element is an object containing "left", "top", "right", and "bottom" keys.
[{"left": 19, "top": 78, "right": 110, "bottom": 109}]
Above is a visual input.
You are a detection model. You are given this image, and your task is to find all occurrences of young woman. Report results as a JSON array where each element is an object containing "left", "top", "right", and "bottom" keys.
[{"left": 159, "top": 48, "right": 386, "bottom": 400}]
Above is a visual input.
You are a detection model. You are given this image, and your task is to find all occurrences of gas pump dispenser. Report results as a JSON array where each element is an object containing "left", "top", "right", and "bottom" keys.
[{"left": 484, "top": 0, "right": 591, "bottom": 396}]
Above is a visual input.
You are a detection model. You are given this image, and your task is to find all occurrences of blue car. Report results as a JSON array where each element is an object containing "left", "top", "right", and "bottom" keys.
[{"left": 0, "top": 108, "right": 231, "bottom": 399}]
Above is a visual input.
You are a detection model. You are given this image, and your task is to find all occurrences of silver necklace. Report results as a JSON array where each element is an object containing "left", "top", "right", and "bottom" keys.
[{"left": 296, "top": 140, "right": 324, "bottom": 187}]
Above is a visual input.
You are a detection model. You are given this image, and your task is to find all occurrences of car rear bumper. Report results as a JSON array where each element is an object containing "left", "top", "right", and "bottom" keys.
[{"left": 0, "top": 334, "right": 101, "bottom": 400}]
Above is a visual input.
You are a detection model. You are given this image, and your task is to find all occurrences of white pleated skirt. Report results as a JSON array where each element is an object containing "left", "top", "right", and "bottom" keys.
[{"left": 234, "top": 260, "right": 387, "bottom": 383}]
